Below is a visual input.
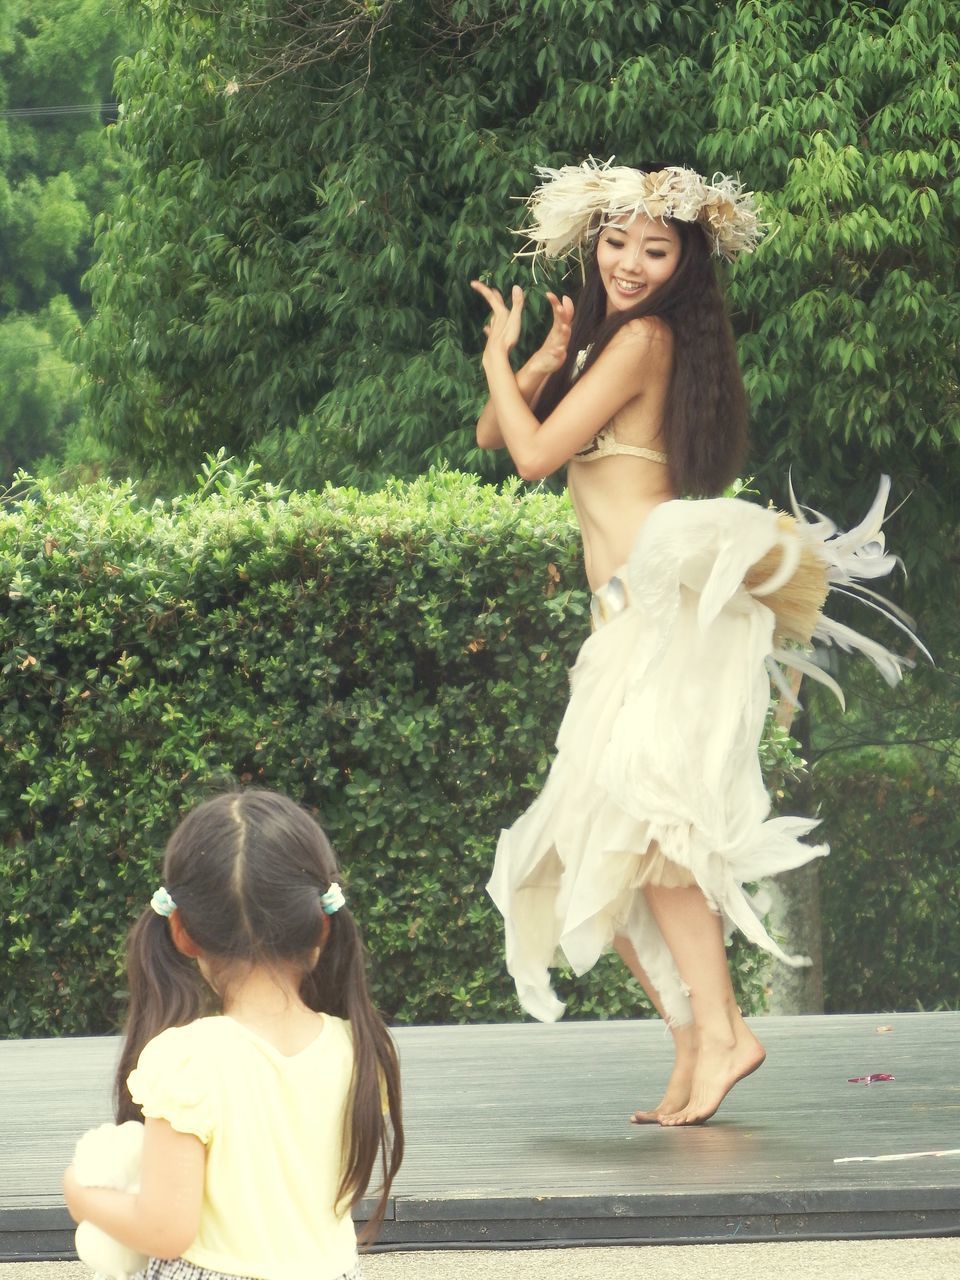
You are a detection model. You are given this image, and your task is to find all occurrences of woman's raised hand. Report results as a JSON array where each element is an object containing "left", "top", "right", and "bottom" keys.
[
  {"left": 471, "top": 280, "right": 524, "bottom": 361},
  {"left": 536, "top": 291, "right": 575, "bottom": 374}
]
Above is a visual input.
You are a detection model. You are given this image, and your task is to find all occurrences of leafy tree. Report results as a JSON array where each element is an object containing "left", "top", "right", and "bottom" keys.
[
  {"left": 0, "top": 296, "right": 82, "bottom": 475},
  {"left": 701, "top": 4, "right": 960, "bottom": 593},
  {"left": 75, "top": 1, "right": 958, "bottom": 1017},
  {"left": 0, "top": 0, "right": 127, "bottom": 307},
  {"left": 82, "top": 2, "right": 957, "bottom": 557},
  {"left": 0, "top": 0, "right": 132, "bottom": 479},
  {"left": 0, "top": 172, "right": 89, "bottom": 314}
]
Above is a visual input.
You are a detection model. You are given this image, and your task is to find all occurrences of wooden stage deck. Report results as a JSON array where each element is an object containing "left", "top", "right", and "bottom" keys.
[{"left": 3, "top": 1012, "right": 958, "bottom": 1259}]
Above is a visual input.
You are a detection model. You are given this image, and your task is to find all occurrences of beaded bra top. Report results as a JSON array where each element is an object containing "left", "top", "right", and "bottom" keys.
[{"left": 570, "top": 347, "right": 668, "bottom": 466}]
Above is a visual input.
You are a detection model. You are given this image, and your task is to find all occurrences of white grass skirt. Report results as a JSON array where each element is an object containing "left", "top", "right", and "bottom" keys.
[{"left": 487, "top": 487, "right": 919, "bottom": 1026}]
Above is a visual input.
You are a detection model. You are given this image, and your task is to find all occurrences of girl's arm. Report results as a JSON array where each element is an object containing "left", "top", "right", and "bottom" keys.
[
  {"left": 472, "top": 281, "right": 670, "bottom": 480},
  {"left": 474, "top": 288, "right": 574, "bottom": 449},
  {"left": 64, "top": 1119, "right": 205, "bottom": 1260}
]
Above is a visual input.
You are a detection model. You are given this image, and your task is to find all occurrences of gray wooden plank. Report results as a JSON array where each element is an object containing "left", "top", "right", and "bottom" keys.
[
  {"left": 2, "top": 1012, "right": 958, "bottom": 1253},
  {"left": 388, "top": 1014, "right": 960, "bottom": 1196}
]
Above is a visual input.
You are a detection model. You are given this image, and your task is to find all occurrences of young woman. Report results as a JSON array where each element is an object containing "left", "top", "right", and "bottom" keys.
[
  {"left": 473, "top": 159, "right": 917, "bottom": 1127},
  {"left": 64, "top": 789, "right": 403, "bottom": 1279}
]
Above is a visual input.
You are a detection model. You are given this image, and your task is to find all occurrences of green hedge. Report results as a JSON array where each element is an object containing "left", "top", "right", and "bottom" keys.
[
  {"left": 2, "top": 465, "right": 798, "bottom": 1036},
  {"left": 816, "top": 745, "right": 960, "bottom": 1013}
]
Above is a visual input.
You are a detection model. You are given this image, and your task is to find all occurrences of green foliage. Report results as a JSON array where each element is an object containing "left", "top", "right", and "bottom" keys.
[
  {"left": 0, "top": 297, "right": 83, "bottom": 475},
  {"left": 81, "top": 3, "right": 958, "bottom": 571},
  {"left": 0, "top": 0, "right": 132, "bottom": 477},
  {"left": 806, "top": 656, "right": 960, "bottom": 1012},
  {"left": 0, "top": 465, "right": 788, "bottom": 1036},
  {"left": 68, "top": 2, "right": 958, "bottom": 962},
  {"left": 708, "top": 2, "right": 960, "bottom": 595},
  {"left": 815, "top": 744, "right": 960, "bottom": 1013},
  {"left": 0, "top": 0, "right": 127, "bottom": 308},
  {"left": 0, "top": 172, "right": 89, "bottom": 312}
]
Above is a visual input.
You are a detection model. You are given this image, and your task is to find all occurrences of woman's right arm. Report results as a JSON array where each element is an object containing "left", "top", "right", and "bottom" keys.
[{"left": 474, "top": 290, "right": 574, "bottom": 450}]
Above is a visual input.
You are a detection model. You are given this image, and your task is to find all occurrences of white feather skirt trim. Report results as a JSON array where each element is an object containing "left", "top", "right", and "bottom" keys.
[{"left": 487, "top": 483, "right": 921, "bottom": 1026}]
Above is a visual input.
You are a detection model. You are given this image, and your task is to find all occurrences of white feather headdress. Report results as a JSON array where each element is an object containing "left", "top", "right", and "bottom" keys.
[{"left": 516, "top": 157, "right": 766, "bottom": 267}]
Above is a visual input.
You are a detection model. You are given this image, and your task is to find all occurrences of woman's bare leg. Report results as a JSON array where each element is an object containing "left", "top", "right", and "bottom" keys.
[
  {"left": 641, "top": 884, "right": 766, "bottom": 1125},
  {"left": 612, "top": 935, "right": 697, "bottom": 1123}
]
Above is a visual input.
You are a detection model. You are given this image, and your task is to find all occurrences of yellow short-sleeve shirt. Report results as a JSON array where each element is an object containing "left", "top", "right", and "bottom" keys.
[{"left": 128, "top": 1015, "right": 358, "bottom": 1280}]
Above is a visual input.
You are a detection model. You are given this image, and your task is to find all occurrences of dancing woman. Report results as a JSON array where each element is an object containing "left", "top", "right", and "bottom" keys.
[{"left": 472, "top": 160, "right": 918, "bottom": 1126}]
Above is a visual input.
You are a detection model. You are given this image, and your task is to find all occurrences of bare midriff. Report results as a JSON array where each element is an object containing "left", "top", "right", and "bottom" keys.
[
  {"left": 567, "top": 393, "right": 676, "bottom": 591},
  {"left": 568, "top": 456, "right": 675, "bottom": 590}
]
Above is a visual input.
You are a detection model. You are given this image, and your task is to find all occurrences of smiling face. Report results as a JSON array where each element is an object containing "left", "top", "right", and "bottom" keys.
[{"left": 595, "top": 214, "right": 682, "bottom": 315}]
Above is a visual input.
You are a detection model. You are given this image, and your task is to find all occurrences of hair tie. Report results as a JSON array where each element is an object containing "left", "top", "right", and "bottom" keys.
[
  {"left": 320, "top": 882, "right": 345, "bottom": 915},
  {"left": 150, "top": 886, "right": 177, "bottom": 918}
]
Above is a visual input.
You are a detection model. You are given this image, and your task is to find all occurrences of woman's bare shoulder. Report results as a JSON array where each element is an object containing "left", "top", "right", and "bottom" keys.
[{"left": 607, "top": 315, "right": 673, "bottom": 359}]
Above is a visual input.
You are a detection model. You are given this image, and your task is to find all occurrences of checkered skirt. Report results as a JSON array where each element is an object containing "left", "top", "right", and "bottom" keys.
[{"left": 135, "top": 1256, "right": 364, "bottom": 1280}]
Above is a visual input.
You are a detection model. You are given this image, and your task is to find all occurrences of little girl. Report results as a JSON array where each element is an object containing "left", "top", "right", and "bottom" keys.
[{"left": 64, "top": 789, "right": 403, "bottom": 1280}]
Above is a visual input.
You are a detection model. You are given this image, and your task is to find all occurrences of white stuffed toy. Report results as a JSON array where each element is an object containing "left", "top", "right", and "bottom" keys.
[{"left": 72, "top": 1121, "right": 147, "bottom": 1280}]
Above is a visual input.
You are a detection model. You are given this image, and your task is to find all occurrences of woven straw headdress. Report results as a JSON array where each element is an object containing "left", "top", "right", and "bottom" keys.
[{"left": 516, "top": 157, "right": 765, "bottom": 269}]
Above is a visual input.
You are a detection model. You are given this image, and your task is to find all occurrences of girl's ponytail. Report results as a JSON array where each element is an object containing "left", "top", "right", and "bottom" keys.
[
  {"left": 303, "top": 909, "right": 404, "bottom": 1242},
  {"left": 113, "top": 906, "right": 200, "bottom": 1122}
]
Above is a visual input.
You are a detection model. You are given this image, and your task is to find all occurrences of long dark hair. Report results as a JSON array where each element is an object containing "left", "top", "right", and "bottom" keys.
[
  {"left": 535, "top": 217, "right": 748, "bottom": 497},
  {"left": 114, "top": 789, "right": 403, "bottom": 1243}
]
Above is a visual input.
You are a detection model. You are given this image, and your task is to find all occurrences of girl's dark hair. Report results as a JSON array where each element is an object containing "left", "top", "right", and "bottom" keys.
[
  {"left": 535, "top": 211, "right": 748, "bottom": 497},
  {"left": 114, "top": 789, "right": 403, "bottom": 1243}
]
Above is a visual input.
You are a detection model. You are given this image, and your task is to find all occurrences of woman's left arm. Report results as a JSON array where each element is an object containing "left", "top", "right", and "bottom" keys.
[
  {"left": 64, "top": 1118, "right": 205, "bottom": 1260},
  {"left": 474, "top": 288, "right": 574, "bottom": 449},
  {"left": 473, "top": 281, "right": 666, "bottom": 481}
]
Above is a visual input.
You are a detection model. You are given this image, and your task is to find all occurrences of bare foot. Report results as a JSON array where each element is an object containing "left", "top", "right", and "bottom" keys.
[
  {"left": 630, "top": 1033, "right": 697, "bottom": 1124},
  {"left": 658, "top": 1021, "right": 765, "bottom": 1127}
]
